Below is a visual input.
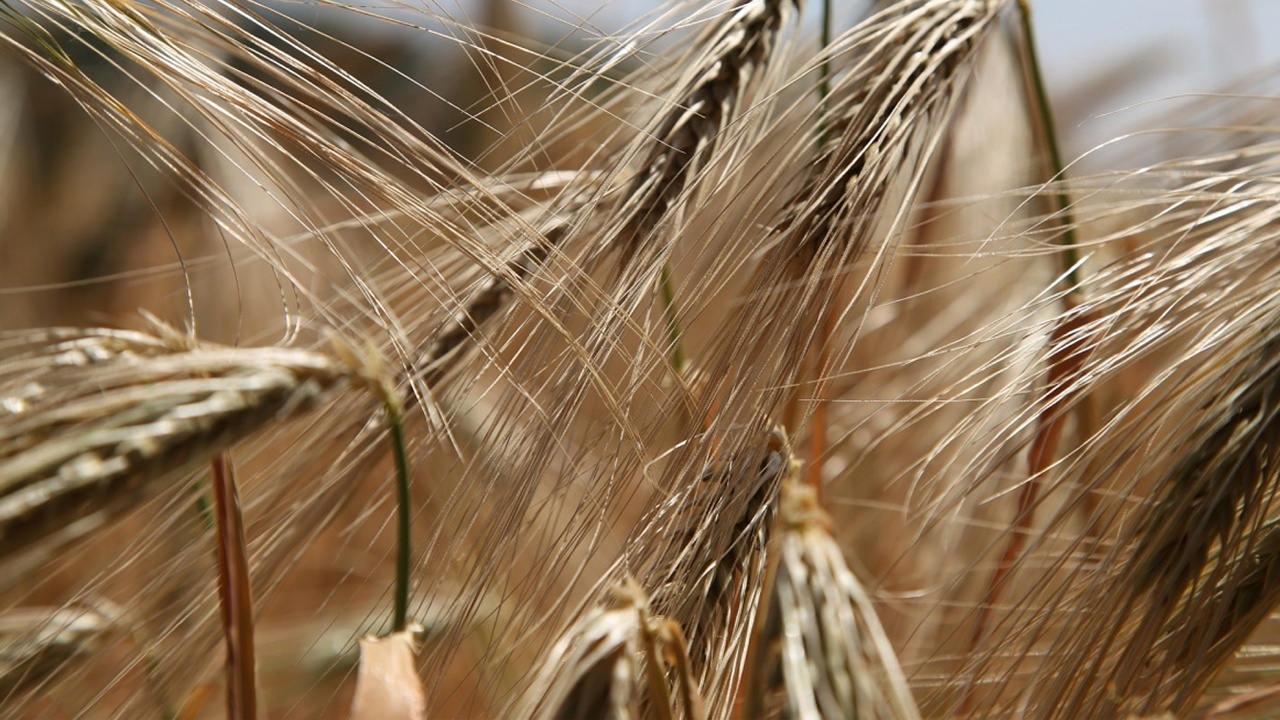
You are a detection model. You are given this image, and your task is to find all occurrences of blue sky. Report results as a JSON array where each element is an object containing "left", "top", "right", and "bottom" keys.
[
  {"left": 339, "top": 0, "right": 1280, "bottom": 158},
  {"left": 1034, "top": 0, "right": 1280, "bottom": 151},
  {"left": 521, "top": 0, "right": 1280, "bottom": 150}
]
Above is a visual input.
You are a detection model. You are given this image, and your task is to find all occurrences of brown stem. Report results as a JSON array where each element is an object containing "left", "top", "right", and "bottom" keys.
[
  {"left": 211, "top": 453, "right": 257, "bottom": 720},
  {"left": 962, "top": 308, "right": 1092, "bottom": 713},
  {"left": 807, "top": 304, "right": 836, "bottom": 496}
]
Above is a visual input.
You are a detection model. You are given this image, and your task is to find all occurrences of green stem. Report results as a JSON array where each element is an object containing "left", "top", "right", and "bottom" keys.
[
  {"left": 820, "top": 0, "right": 832, "bottom": 100},
  {"left": 1016, "top": 0, "right": 1081, "bottom": 296},
  {"left": 660, "top": 266, "right": 688, "bottom": 375},
  {"left": 192, "top": 474, "right": 216, "bottom": 532},
  {"left": 385, "top": 399, "right": 412, "bottom": 632},
  {"left": 817, "top": 0, "right": 833, "bottom": 146}
]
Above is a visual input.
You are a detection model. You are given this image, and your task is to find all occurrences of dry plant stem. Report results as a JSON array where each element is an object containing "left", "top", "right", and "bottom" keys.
[
  {"left": 211, "top": 452, "right": 257, "bottom": 720},
  {"left": 1015, "top": 0, "right": 1081, "bottom": 283},
  {"left": 965, "top": 311, "right": 1092, "bottom": 666},
  {"left": 982, "top": 2, "right": 1091, "bottom": 591},
  {"left": 963, "top": 0, "right": 1089, "bottom": 685},
  {"left": 806, "top": 307, "right": 835, "bottom": 494},
  {"left": 804, "top": 0, "right": 835, "bottom": 497}
]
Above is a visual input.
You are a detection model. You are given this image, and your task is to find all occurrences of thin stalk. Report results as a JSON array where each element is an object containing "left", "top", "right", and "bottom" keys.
[
  {"left": 963, "top": 311, "right": 1094, "bottom": 713},
  {"left": 192, "top": 475, "right": 215, "bottom": 532},
  {"left": 660, "top": 266, "right": 689, "bottom": 375},
  {"left": 328, "top": 336, "right": 414, "bottom": 632},
  {"left": 1016, "top": 0, "right": 1103, "bottom": 564},
  {"left": 819, "top": 0, "right": 832, "bottom": 108},
  {"left": 1016, "top": 0, "right": 1080, "bottom": 291},
  {"left": 385, "top": 398, "right": 413, "bottom": 632},
  {"left": 210, "top": 453, "right": 257, "bottom": 720},
  {"left": 807, "top": 0, "right": 835, "bottom": 493},
  {"left": 963, "top": 7, "right": 1093, "bottom": 708},
  {"left": 807, "top": 305, "right": 835, "bottom": 493}
]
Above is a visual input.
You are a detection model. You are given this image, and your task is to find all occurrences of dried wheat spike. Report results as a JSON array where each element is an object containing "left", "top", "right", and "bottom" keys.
[
  {"left": 615, "top": 427, "right": 791, "bottom": 718},
  {"left": 743, "top": 479, "right": 921, "bottom": 720},
  {"left": 1167, "top": 521, "right": 1280, "bottom": 704},
  {"left": 423, "top": 0, "right": 796, "bottom": 383},
  {"left": 0, "top": 327, "right": 354, "bottom": 577},
  {"left": 417, "top": 222, "right": 561, "bottom": 386},
  {"left": 614, "top": 0, "right": 796, "bottom": 258},
  {"left": 519, "top": 577, "right": 705, "bottom": 720},
  {"left": 778, "top": 0, "right": 1004, "bottom": 259},
  {"left": 1061, "top": 331, "right": 1280, "bottom": 718},
  {"left": 686, "top": 0, "right": 1008, "bottom": 443}
]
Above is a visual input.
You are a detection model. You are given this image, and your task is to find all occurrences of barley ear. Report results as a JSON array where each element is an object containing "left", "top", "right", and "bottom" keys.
[
  {"left": 744, "top": 476, "right": 921, "bottom": 720},
  {"left": 0, "top": 329, "right": 355, "bottom": 579}
]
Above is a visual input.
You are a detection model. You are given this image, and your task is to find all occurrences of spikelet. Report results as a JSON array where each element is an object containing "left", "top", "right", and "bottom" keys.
[
  {"left": 423, "top": 0, "right": 799, "bottom": 389},
  {"left": 686, "top": 0, "right": 1011, "bottom": 448},
  {"left": 744, "top": 478, "right": 921, "bottom": 720},
  {"left": 953, "top": 119, "right": 1280, "bottom": 719},
  {"left": 519, "top": 577, "right": 704, "bottom": 720},
  {"left": 0, "top": 326, "right": 353, "bottom": 579},
  {"left": 607, "top": 427, "right": 791, "bottom": 718},
  {"left": 612, "top": 0, "right": 797, "bottom": 263}
]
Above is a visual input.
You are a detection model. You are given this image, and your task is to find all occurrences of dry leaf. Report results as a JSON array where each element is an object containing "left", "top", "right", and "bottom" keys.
[{"left": 349, "top": 624, "right": 426, "bottom": 720}]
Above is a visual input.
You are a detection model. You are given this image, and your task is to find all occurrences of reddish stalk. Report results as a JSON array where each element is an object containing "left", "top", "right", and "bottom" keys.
[
  {"left": 807, "top": 304, "right": 836, "bottom": 496},
  {"left": 211, "top": 452, "right": 257, "bottom": 720},
  {"left": 961, "top": 3, "right": 1089, "bottom": 710},
  {"left": 962, "top": 307, "right": 1091, "bottom": 713}
]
